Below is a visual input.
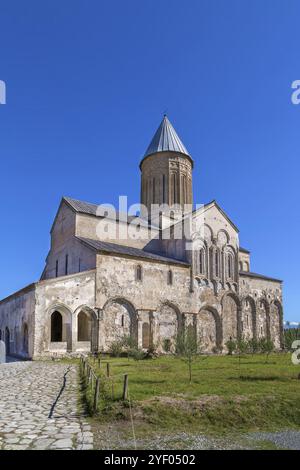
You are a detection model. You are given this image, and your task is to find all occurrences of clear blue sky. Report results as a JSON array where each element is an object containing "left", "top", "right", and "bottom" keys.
[{"left": 0, "top": 0, "right": 299, "bottom": 321}]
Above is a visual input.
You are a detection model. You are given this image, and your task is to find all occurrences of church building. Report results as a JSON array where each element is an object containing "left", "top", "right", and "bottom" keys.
[{"left": 0, "top": 116, "right": 284, "bottom": 358}]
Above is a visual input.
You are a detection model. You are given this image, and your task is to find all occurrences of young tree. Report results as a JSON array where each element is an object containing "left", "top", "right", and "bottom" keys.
[
  {"left": 248, "top": 338, "right": 259, "bottom": 356},
  {"left": 122, "top": 335, "right": 138, "bottom": 360},
  {"left": 236, "top": 337, "right": 248, "bottom": 375},
  {"left": 175, "top": 327, "right": 199, "bottom": 383},
  {"left": 259, "top": 337, "right": 274, "bottom": 363}
]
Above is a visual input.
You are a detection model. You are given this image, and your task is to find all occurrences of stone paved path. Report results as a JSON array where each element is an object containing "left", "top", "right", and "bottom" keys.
[{"left": 0, "top": 361, "right": 93, "bottom": 450}]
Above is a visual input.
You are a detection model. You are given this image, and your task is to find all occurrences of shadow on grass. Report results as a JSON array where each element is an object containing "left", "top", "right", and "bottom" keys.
[{"left": 229, "top": 375, "right": 286, "bottom": 382}]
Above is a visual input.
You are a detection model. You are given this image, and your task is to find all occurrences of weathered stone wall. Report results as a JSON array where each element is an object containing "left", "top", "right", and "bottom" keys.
[
  {"left": 239, "top": 251, "right": 251, "bottom": 272},
  {"left": 140, "top": 151, "right": 193, "bottom": 216},
  {"left": 34, "top": 270, "right": 96, "bottom": 357},
  {"left": 0, "top": 285, "right": 36, "bottom": 358},
  {"left": 76, "top": 212, "right": 159, "bottom": 249},
  {"left": 239, "top": 273, "right": 283, "bottom": 348}
]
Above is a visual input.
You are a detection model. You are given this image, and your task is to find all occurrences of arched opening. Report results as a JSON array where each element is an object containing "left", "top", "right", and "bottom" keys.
[
  {"left": 198, "top": 308, "right": 222, "bottom": 353},
  {"left": 158, "top": 303, "right": 182, "bottom": 353},
  {"left": 270, "top": 301, "right": 283, "bottom": 349},
  {"left": 22, "top": 323, "right": 29, "bottom": 354},
  {"left": 77, "top": 311, "right": 92, "bottom": 342},
  {"left": 103, "top": 299, "right": 138, "bottom": 350},
  {"left": 222, "top": 294, "right": 239, "bottom": 345},
  {"left": 5, "top": 327, "right": 10, "bottom": 355},
  {"left": 257, "top": 299, "right": 270, "bottom": 339},
  {"left": 51, "top": 311, "right": 63, "bottom": 342},
  {"left": 241, "top": 297, "right": 255, "bottom": 340},
  {"left": 142, "top": 322, "right": 150, "bottom": 349}
]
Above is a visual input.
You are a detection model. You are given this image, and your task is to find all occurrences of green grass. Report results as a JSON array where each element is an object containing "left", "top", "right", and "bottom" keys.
[{"left": 82, "top": 352, "right": 300, "bottom": 438}]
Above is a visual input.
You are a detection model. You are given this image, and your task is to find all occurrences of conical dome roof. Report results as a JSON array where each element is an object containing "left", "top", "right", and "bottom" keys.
[{"left": 143, "top": 115, "right": 190, "bottom": 158}]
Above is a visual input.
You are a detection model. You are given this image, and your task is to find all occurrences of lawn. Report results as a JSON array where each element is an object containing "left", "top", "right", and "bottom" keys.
[{"left": 82, "top": 352, "right": 300, "bottom": 443}]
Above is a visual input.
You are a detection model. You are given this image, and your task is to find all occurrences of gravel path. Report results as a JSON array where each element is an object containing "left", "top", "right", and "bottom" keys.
[
  {"left": 248, "top": 431, "right": 300, "bottom": 450},
  {"left": 0, "top": 361, "right": 93, "bottom": 450}
]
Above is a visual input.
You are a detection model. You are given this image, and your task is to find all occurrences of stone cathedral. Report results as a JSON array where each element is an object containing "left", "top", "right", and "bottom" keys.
[{"left": 0, "top": 116, "right": 284, "bottom": 359}]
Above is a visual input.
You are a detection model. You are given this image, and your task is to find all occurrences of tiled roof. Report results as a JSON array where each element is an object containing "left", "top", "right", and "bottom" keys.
[
  {"left": 76, "top": 237, "right": 189, "bottom": 266},
  {"left": 63, "top": 196, "right": 137, "bottom": 223},
  {"left": 240, "top": 271, "right": 282, "bottom": 283}
]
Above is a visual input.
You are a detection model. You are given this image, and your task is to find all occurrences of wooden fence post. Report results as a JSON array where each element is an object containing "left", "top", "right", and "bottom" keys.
[
  {"left": 106, "top": 362, "right": 110, "bottom": 378},
  {"left": 123, "top": 374, "right": 128, "bottom": 400},
  {"left": 94, "top": 377, "right": 100, "bottom": 412}
]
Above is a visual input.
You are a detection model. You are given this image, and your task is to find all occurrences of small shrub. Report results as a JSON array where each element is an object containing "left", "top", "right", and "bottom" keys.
[
  {"left": 129, "top": 348, "right": 147, "bottom": 361},
  {"left": 225, "top": 339, "right": 237, "bottom": 355},
  {"left": 284, "top": 328, "right": 300, "bottom": 351},
  {"left": 109, "top": 339, "right": 124, "bottom": 357}
]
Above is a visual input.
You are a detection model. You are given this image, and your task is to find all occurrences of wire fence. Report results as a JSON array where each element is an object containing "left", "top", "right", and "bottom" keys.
[
  {"left": 80, "top": 355, "right": 137, "bottom": 448},
  {"left": 80, "top": 356, "right": 130, "bottom": 411}
]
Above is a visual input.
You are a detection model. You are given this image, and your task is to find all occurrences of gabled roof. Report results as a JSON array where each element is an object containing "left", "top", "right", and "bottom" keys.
[
  {"left": 76, "top": 237, "right": 189, "bottom": 267},
  {"left": 56, "top": 196, "right": 159, "bottom": 228},
  {"left": 63, "top": 196, "right": 138, "bottom": 222},
  {"left": 193, "top": 200, "right": 239, "bottom": 233},
  {"left": 141, "top": 115, "right": 193, "bottom": 167}
]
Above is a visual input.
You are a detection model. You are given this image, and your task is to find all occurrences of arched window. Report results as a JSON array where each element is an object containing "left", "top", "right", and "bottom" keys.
[
  {"left": 244, "top": 261, "right": 249, "bottom": 272},
  {"left": 121, "top": 314, "right": 124, "bottom": 327},
  {"left": 167, "top": 270, "right": 173, "bottom": 285},
  {"left": 152, "top": 177, "right": 156, "bottom": 204},
  {"left": 228, "top": 254, "right": 233, "bottom": 279},
  {"left": 162, "top": 175, "right": 166, "bottom": 204},
  {"left": 136, "top": 265, "right": 142, "bottom": 281},
  {"left": 172, "top": 173, "right": 177, "bottom": 204},
  {"left": 23, "top": 323, "right": 29, "bottom": 353},
  {"left": 199, "top": 249, "right": 205, "bottom": 275},
  {"left": 77, "top": 311, "right": 91, "bottom": 342},
  {"left": 51, "top": 311, "right": 63, "bottom": 342},
  {"left": 215, "top": 250, "right": 219, "bottom": 277}
]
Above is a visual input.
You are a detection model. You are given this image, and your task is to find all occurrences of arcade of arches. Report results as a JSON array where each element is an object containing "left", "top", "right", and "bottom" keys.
[{"left": 44, "top": 296, "right": 283, "bottom": 355}]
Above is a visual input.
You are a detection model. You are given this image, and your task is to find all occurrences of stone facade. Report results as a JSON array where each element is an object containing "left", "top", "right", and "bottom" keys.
[{"left": 0, "top": 117, "right": 284, "bottom": 358}]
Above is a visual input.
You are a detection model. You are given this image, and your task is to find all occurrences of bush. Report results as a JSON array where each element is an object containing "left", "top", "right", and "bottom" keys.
[
  {"left": 129, "top": 348, "right": 147, "bottom": 361},
  {"left": 109, "top": 339, "right": 124, "bottom": 357},
  {"left": 284, "top": 328, "right": 300, "bottom": 351},
  {"left": 225, "top": 339, "right": 237, "bottom": 355}
]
